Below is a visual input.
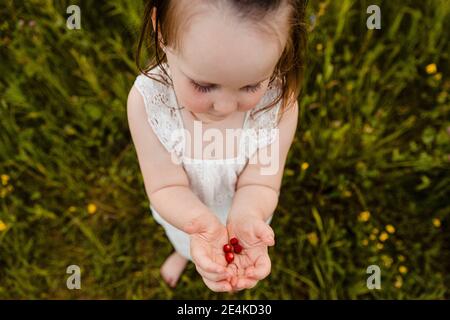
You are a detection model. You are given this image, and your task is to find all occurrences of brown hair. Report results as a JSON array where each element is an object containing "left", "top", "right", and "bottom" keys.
[{"left": 135, "top": 0, "right": 308, "bottom": 125}]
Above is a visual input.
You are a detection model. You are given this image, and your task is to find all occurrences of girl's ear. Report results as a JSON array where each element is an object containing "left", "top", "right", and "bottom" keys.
[
  {"left": 151, "top": 7, "right": 166, "bottom": 51},
  {"left": 151, "top": 6, "right": 157, "bottom": 31}
]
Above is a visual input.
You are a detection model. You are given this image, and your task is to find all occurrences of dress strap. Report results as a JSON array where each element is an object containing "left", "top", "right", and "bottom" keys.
[
  {"left": 133, "top": 66, "right": 184, "bottom": 159},
  {"left": 241, "top": 78, "right": 282, "bottom": 160}
]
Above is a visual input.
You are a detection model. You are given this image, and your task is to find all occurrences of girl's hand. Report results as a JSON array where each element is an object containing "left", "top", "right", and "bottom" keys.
[
  {"left": 226, "top": 213, "right": 275, "bottom": 291},
  {"left": 185, "top": 213, "right": 234, "bottom": 292}
]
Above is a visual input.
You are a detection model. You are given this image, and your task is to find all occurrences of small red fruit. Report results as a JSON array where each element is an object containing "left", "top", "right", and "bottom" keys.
[
  {"left": 233, "top": 244, "right": 243, "bottom": 254},
  {"left": 223, "top": 244, "right": 232, "bottom": 253},
  {"left": 225, "top": 252, "right": 234, "bottom": 263},
  {"left": 230, "top": 237, "right": 239, "bottom": 246}
]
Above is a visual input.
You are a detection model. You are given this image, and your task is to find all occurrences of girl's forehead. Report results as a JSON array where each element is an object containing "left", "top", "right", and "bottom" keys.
[
  {"left": 172, "top": 8, "right": 286, "bottom": 87},
  {"left": 177, "top": 3, "right": 288, "bottom": 54}
]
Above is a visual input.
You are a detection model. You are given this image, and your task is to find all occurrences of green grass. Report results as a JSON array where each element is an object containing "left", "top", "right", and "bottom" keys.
[{"left": 0, "top": 0, "right": 449, "bottom": 299}]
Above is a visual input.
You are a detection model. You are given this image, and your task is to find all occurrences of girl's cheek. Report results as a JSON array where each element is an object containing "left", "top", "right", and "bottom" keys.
[
  {"left": 239, "top": 91, "right": 267, "bottom": 112},
  {"left": 185, "top": 98, "right": 210, "bottom": 113},
  {"left": 238, "top": 80, "right": 271, "bottom": 111},
  {"left": 173, "top": 81, "right": 211, "bottom": 113}
]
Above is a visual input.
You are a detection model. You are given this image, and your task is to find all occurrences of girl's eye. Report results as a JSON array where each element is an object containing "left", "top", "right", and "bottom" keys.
[
  {"left": 191, "top": 81, "right": 212, "bottom": 93},
  {"left": 190, "top": 80, "right": 262, "bottom": 93},
  {"left": 246, "top": 82, "right": 262, "bottom": 93}
]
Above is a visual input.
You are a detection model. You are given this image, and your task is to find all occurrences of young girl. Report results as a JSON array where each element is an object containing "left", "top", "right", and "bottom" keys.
[{"left": 127, "top": 0, "right": 306, "bottom": 292}]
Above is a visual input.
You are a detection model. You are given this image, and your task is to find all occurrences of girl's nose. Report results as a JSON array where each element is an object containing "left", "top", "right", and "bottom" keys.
[{"left": 213, "top": 100, "right": 238, "bottom": 115}]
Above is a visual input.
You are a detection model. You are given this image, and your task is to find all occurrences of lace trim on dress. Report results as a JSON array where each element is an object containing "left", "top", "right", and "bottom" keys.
[{"left": 134, "top": 62, "right": 282, "bottom": 162}]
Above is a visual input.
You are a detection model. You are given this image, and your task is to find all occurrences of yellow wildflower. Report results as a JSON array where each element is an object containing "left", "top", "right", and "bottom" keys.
[
  {"left": 394, "top": 276, "right": 403, "bottom": 289},
  {"left": 301, "top": 162, "right": 309, "bottom": 171},
  {"left": 284, "top": 169, "right": 294, "bottom": 176},
  {"left": 68, "top": 206, "right": 77, "bottom": 213},
  {"left": 1, "top": 174, "right": 10, "bottom": 186},
  {"left": 379, "top": 232, "right": 389, "bottom": 242},
  {"left": 1, "top": 184, "right": 13, "bottom": 198},
  {"left": 425, "top": 63, "right": 437, "bottom": 74},
  {"left": 307, "top": 232, "right": 319, "bottom": 246},
  {"left": 369, "top": 234, "right": 376, "bottom": 241},
  {"left": 87, "top": 203, "right": 97, "bottom": 215},
  {"left": 376, "top": 243, "right": 384, "bottom": 250},
  {"left": 432, "top": 218, "right": 441, "bottom": 228},
  {"left": 372, "top": 228, "right": 379, "bottom": 235},
  {"left": 385, "top": 225, "right": 396, "bottom": 234},
  {"left": 342, "top": 190, "right": 352, "bottom": 197},
  {"left": 381, "top": 255, "right": 393, "bottom": 268},
  {"left": 0, "top": 220, "right": 7, "bottom": 232},
  {"left": 318, "top": 2, "right": 327, "bottom": 17},
  {"left": 434, "top": 73, "right": 442, "bottom": 81},
  {"left": 363, "top": 124, "right": 374, "bottom": 134},
  {"left": 399, "top": 265, "right": 408, "bottom": 274},
  {"left": 361, "top": 239, "right": 369, "bottom": 246},
  {"left": 316, "top": 43, "right": 323, "bottom": 51},
  {"left": 358, "top": 211, "right": 370, "bottom": 222}
]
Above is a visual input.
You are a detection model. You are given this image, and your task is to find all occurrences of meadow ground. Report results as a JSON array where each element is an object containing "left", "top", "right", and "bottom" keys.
[{"left": 0, "top": 0, "right": 449, "bottom": 299}]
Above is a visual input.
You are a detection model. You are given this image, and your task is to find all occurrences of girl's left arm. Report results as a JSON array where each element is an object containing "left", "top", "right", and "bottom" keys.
[{"left": 227, "top": 99, "right": 299, "bottom": 223}]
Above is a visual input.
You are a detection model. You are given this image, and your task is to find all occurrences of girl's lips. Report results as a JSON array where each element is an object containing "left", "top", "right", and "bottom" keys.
[
  {"left": 189, "top": 110, "right": 230, "bottom": 122},
  {"left": 200, "top": 115, "right": 227, "bottom": 123},
  {"left": 207, "top": 113, "right": 227, "bottom": 120}
]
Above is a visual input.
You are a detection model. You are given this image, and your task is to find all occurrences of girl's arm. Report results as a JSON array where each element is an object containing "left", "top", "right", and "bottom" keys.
[
  {"left": 223, "top": 101, "right": 298, "bottom": 290},
  {"left": 127, "top": 86, "right": 213, "bottom": 231},
  {"left": 227, "top": 100, "right": 299, "bottom": 223}
]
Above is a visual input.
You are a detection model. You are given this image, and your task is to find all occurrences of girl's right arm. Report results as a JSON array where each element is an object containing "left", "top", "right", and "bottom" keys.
[
  {"left": 128, "top": 85, "right": 236, "bottom": 291},
  {"left": 127, "top": 85, "right": 213, "bottom": 232}
]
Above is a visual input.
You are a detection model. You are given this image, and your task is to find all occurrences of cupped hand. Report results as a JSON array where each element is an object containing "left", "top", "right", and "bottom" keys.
[
  {"left": 226, "top": 214, "right": 275, "bottom": 291},
  {"left": 184, "top": 213, "right": 234, "bottom": 292}
]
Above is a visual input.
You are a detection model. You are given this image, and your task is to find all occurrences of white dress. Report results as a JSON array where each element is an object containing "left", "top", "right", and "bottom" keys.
[{"left": 133, "top": 62, "right": 282, "bottom": 260}]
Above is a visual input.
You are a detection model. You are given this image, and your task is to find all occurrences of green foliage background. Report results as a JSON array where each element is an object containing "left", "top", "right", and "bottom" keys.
[{"left": 0, "top": 0, "right": 449, "bottom": 299}]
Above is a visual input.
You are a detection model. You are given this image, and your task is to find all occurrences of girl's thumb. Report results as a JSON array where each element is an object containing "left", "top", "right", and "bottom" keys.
[
  {"left": 254, "top": 220, "right": 275, "bottom": 246},
  {"left": 183, "top": 216, "right": 206, "bottom": 234}
]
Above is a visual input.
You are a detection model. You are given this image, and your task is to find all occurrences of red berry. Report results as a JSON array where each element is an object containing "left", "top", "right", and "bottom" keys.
[
  {"left": 225, "top": 252, "right": 234, "bottom": 263},
  {"left": 233, "top": 244, "right": 243, "bottom": 254},
  {"left": 223, "top": 244, "right": 232, "bottom": 253},
  {"left": 230, "top": 237, "right": 239, "bottom": 246}
]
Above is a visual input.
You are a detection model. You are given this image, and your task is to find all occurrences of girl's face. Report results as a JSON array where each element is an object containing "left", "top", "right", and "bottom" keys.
[{"left": 157, "top": 5, "right": 288, "bottom": 122}]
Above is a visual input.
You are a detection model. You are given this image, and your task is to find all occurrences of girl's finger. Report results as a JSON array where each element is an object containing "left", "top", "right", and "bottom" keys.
[
  {"left": 253, "top": 221, "right": 275, "bottom": 246},
  {"left": 245, "top": 255, "right": 271, "bottom": 280},
  {"left": 234, "top": 277, "right": 258, "bottom": 290},
  {"left": 226, "top": 264, "right": 239, "bottom": 287},
  {"left": 203, "top": 277, "right": 233, "bottom": 292},
  {"left": 191, "top": 247, "right": 227, "bottom": 274},
  {"left": 196, "top": 264, "right": 232, "bottom": 282}
]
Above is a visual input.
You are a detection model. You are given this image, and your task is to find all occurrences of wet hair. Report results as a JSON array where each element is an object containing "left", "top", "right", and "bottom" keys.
[{"left": 135, "top": 0, "right": 308, "bottom": 124}]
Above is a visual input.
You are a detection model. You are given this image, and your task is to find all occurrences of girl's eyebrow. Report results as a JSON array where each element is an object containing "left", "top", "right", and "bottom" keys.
[{"left": 181, "top": 67, "right": 270, "bottom": 88}]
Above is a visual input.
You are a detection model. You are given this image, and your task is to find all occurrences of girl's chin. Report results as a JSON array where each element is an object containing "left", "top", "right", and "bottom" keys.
[
  {"left": 190, "top": 111, "right": 229, "bottom": 122},
  {"left": 206, "top": 113, "right": 227, "bottom": 121}
]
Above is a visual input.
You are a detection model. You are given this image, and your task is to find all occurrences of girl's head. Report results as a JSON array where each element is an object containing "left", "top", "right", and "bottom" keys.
[{"left": 136, "top": 0, "right": 307, "bottom": 123}]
